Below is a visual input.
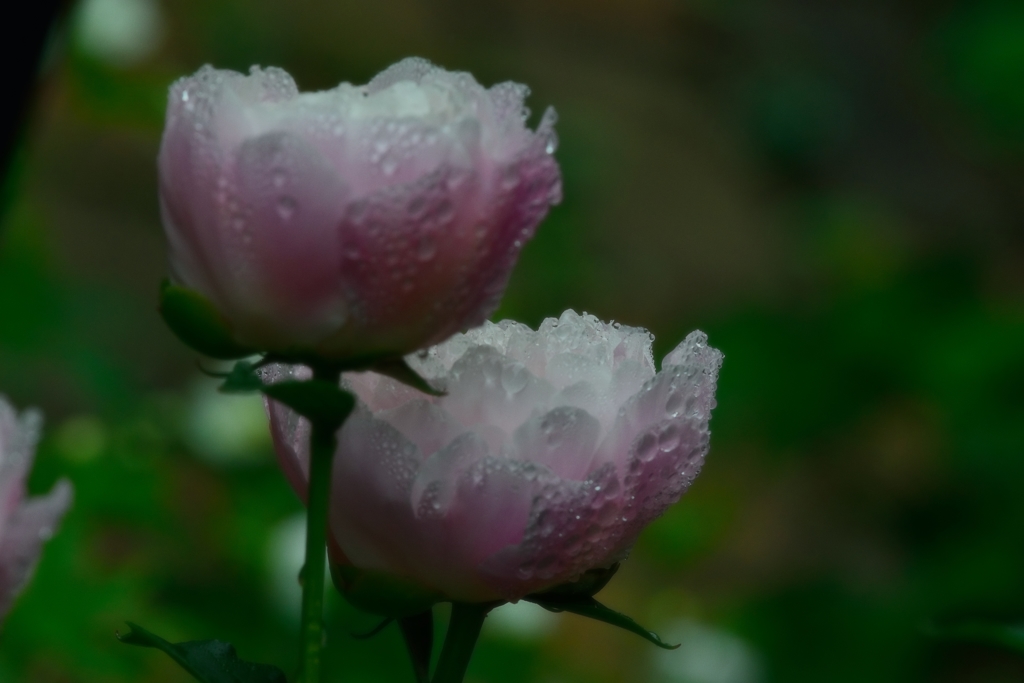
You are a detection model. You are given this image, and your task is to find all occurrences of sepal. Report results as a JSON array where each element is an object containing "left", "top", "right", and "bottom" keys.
[
  {"left": 331, "top": 564, "right": 442, "bottom": 618},
  {"left": 371, "top": 357, "right": 446, "bottom": 396},
  {"left": 159, "top": 281, "right": 256, "bottom": 360},
  {"left": 351, "top": 617, "right": 393, "bottom": 639},
  {"left": 398, "top": 611, "right": 434, "bottom": 683},
  {"left": 262, "top": 380, "right": 355, "bottom": 431},
  {"left": 534, "top": 563, "right": 619, "bottom": 600},
  {"left": 209, "top": 359, "right": 356, "bottom": 430},
  {"left": 524, "top": 593, "right": 679, "bottom": 650},
  {"left": 214, "top": 359, "right": 265, "bottom": 394},
  {"left": 117, "top": 622, "right": 289, "bottom": 682}
]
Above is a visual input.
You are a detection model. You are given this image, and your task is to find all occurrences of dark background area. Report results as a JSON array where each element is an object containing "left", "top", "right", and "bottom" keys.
[{"left": 2, "top": 0, "right": 1024, "bottom": 681}]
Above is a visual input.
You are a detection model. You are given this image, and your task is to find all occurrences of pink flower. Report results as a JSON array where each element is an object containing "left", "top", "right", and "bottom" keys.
[
  {"left": 0, "top": 397, "right": 72, "bottom": 621},
  {"left": 159, "top": 58, "right": 561, "bottom": 359},
  {"left": 268, "top": 311, "right": 722, "bottom": 602}
]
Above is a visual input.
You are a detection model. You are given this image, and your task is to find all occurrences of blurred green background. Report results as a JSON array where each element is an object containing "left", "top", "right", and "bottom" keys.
[{"left": 3, "top": 0, "right": 1024, "bottom": 681}]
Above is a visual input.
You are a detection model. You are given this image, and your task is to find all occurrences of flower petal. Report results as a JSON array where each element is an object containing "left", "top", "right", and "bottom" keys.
[{"left": 0, "top": 480, "right": 72, "bottom": 620}]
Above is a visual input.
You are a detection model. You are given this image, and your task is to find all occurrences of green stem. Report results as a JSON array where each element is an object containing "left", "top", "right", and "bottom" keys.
[
  {"left": 431, "top": 603, "right": 489, "bottom": 683},
  {"left": 300, "top": 365, "right": 342, "bottom": 683}
]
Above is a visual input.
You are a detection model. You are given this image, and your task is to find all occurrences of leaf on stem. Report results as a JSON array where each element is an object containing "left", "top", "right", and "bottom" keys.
[
  {"left": 525, "top": 595, "right": 679, "bottom": 650},
  {"left": 117, "top": 622, "right": 288, "bottom": 683},
  {"left": 159, "top": 281, "right": 255, "bottom": 360}
]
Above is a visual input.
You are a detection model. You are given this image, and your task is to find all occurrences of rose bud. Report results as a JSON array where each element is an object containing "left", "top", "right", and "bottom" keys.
[
  {"left": 267, "top": 311, "right": 722, "bottom": 604},
  {"left": 159, "top": 57, "right": 562, "bottom": 361},
  {"left": 0, "top": 397, "right": 72, "bottom": 621}
]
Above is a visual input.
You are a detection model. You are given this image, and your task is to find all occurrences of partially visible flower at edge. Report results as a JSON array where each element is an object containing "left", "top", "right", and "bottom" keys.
[
  {"left": 159, "top": 57, "right": 562, "bottom": 361},
  {"left": 0, "top": 397, "right": 72, "bottom": 621},
  {"left": 267, "top": 310, "right": 722, "bottom": 603}
]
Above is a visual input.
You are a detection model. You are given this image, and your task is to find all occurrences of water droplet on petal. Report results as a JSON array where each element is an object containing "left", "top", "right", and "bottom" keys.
[
  {"left": 658, "top": 423, "right": 681, "bottom": 452},
  {"left": 416, "top": 236, "right": 437, "bottom": 261},
  {"left": 636, "top": 432, "right": 657, "bottom": 462},
  {"left": 665, "top": 391, "right": 683, "bottom": 417},
  {"left": 277, "top": 196, "right": 297, "bottom": 220},
  {"left": 500, "top": 363, "right": 529, "bottom": 395}
]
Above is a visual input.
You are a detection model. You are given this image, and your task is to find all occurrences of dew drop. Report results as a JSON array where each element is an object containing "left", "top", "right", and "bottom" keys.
[
  {"left": 416, "top": 236, "right": 437, "bottom": 261},
  {"left": 501, "top": 169, "right": 520, "bottom": 190},
  {"left": 636, "top": 432, "right": 657, "bottom": 462},
  {"left": 665, "top": 391, "right": 683, "bottom": 417},
  {"left": 408, "top": 195, "right": 428, "bottom": 217},
  {"left": 436, "top": 200, "right": 455, "bottom": 224},
  {"left": 181, "top": 90, "right": 189, "bottom": 102},
  {"left": 658, "top": 424, "right": 681, "bottom": 452},
  {"left": 500, "top": 363, "right": 529, "bottom": 395},
  {"left": 277, "top": 196, "right": 297, "bottom": 220}
]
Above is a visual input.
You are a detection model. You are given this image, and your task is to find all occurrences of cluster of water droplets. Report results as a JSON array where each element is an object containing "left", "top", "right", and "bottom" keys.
[
  {"left": 162, "top": 58, "right": 562, "bottom": 358},
  {"left": 266, "top": 315, "right": 721, "bottom": 599},
  {"left": 323, "top": 313, "right": 723, "bottom": 597},
  {"left": 477, "top": 330, "right": 722, "bottom": 595}
]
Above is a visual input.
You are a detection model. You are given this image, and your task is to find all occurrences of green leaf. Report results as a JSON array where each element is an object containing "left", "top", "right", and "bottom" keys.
[
  {"left": 928, "top": 620, "right": 1024, "bottom": 655},
  {"left": 331, "top": 564, "right": 443, "bottom": 618},
  {"left": 159, "top": 281, "right": 255, "bottom": 360},
  {"left": 371, "top": 357, "right": 445, "bottom": 396},
  {"left": 261, "top": 379, "right": 355, "bottom": 429},
  {"left": 117, "top": 622, "right": 288, "bottom": 682},
  {"left": 525, "top": 595, "right": 679, "bottom": 650},
  {"left": 216, "top": 360, "right": 265, "bottom": 394}
]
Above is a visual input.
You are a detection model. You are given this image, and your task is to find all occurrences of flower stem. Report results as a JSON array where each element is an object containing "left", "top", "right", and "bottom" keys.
[
  {"left": 300, "top": 365, "right": 342, "bottom": 683},
  {"left": 431, "top": 603, "right": 489, "bottom": 683}
]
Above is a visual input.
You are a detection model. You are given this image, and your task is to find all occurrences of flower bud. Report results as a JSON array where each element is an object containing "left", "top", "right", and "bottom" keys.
[
  {"left": 0, "top": 397, "right": 72, "bottom": 621},
  {"left": 267, "top": 311, "right": 722, "bottom": 603},
  {"left": 159, "top": 58, "right": 562, "bottom": 360}
]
